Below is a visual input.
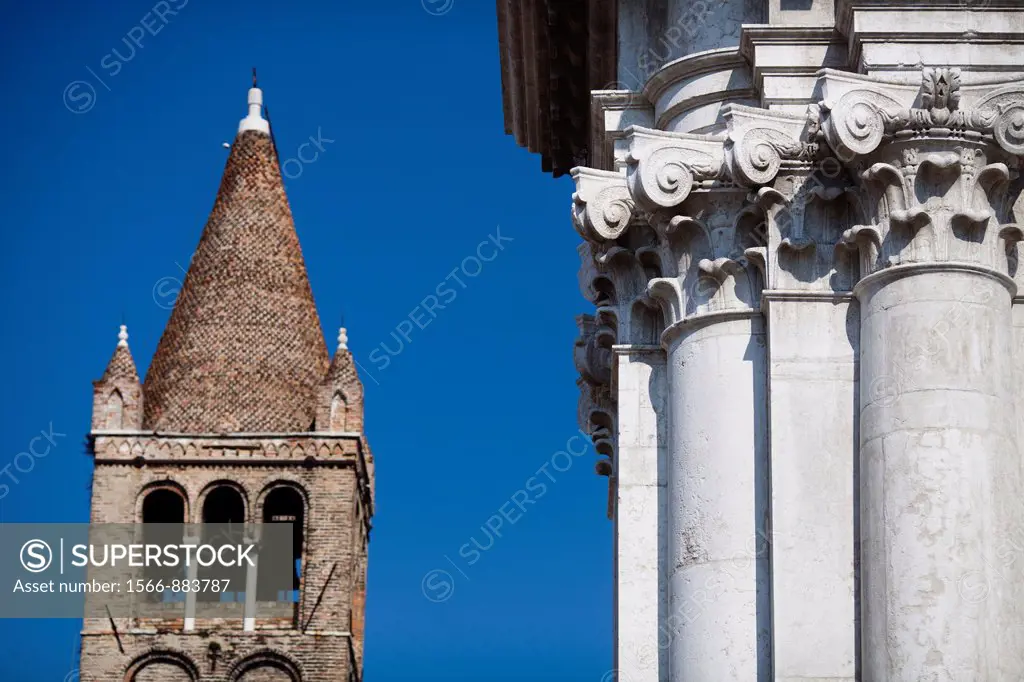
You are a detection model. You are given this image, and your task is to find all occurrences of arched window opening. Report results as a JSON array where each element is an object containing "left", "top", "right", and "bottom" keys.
[
  {"left": 258, "top": 487, "right": 305, "bottom": 618},
  {"left": 202, "top": 486, "right": 245, "bottom": 524},
  {"left": 330, "top": 392, "right": 348, "bottom": 431},
  {"left": 142, "top": 488, "right": 186, "bottom": 524},
  {"left": 141, "top": 488, "right": 186, "bottom": 603},
  {"left": 104, "top": 389, "right": 124, "bottom": 430},
  {"left": 199, "top": 485, "right": 246, "bottom": 603}
]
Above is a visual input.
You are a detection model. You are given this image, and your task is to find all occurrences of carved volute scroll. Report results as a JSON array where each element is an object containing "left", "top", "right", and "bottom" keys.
[
  {"left": 625, "top": 126, "right": 726, "bottom": 215},
  {"left": 572, "top": 168, "right": 636, "bottom": 242}
]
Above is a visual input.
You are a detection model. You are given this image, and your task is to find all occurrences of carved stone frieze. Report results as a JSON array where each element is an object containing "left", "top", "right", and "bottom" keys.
[{"left": 756, "top": 170, "right": 858, "bottom": 291}]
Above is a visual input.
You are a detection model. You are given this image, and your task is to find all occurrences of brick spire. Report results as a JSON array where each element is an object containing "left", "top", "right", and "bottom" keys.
[
  {"left": 101, "top": 325, "right": 139, "bottom": 382},
  {"left": 143, "top": 85, "right": 329, "bottom": 433}
]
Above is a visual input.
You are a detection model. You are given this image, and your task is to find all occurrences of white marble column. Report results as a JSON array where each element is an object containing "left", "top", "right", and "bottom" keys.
[
  {"left": 1015, "top": 298, "right": 1024, "bottom": 466},
  {"left": 756, "top": 162, "right": 860, "bottom": 682},
  {"left": 818, "top": 69, "right": 1024, "bottom": 680},
  {"left": 663, "top": 312, "right": 769, "bottom": 682},
  {"left": 856, "top": 265, "right": 1022, "bottom": 681}
]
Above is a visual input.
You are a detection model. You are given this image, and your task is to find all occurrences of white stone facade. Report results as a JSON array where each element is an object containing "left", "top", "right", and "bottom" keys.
[{"left": 563, "top": 1, "right": 1024, "bottom": 680}]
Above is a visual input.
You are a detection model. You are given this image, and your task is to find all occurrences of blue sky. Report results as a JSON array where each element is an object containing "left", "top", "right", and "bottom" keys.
[{"left": 0, "top": 0, "right": 612, "bottom": 679}]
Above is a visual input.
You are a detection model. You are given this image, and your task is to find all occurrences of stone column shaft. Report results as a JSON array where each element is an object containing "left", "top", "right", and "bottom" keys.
[
  {"left": 857, "top": 266, "right": 1023, "bottom": 681},
  {"left": 665, "top": 313, "right": 770, "bottom": 682}
]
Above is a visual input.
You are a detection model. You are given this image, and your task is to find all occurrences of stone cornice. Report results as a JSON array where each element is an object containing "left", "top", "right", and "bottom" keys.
[
  {"left": 740, "top": 25, "right": 848, "bottom": 108},
  {"left": 644, "top": 48, "right": 751, "bottom": 104},
  {"left": 589, "top": 90, "right": 655, "bottom": 172},
  {"left": 837, "top": 0, "right": 1024, "bottom": 40},
  {"left": 91, "top": 432, "right": 375, "bottom": 514},
  {"left": 836, "top": 1, "right": 1024, "bottom": 79}
]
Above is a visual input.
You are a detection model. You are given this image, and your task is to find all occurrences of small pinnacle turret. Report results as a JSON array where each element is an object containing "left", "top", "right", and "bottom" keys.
[
  {"left": 92, "top": 324, "right": 142, "bottom": 430},
  {"left": 102, "top": 324, "right": 138, "bottom": 382}
]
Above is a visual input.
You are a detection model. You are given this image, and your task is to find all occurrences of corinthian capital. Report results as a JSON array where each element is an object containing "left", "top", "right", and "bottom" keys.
[{"left": 817, "top": 68, "right": 1024, "bottom": 279}]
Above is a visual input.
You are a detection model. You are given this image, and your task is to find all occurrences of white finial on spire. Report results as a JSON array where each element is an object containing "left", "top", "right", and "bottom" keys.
[
  {"left": 118, "top": 324, "right": 129, "bottom": 348},
  {"left": 338, "top": 327, "right": 348, "bottom": 351},
  {"left": 238, "top": 70, "right": 270, "bottom": 135}
]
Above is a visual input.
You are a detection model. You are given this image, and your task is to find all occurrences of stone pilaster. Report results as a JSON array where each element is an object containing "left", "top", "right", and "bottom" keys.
[{"left": 748, "top": 119, "right": 860, "bottom": 681}]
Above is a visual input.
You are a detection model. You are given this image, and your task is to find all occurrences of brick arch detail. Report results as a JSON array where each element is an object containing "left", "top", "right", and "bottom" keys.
[
  {"left": 123, "top": 648, "right": 199, "bottom": 681},
  {"left": 195, "top": 479, "right": 251, "bottom": 523},
  {"left": 255, "top": 479, "right": 310, "bottom": 520},
  {"left": 228, "top": 648, "right": 305, "bottom": 681},
  {"left": 134, "top": 479, "right": 190, "bottom": 523}
]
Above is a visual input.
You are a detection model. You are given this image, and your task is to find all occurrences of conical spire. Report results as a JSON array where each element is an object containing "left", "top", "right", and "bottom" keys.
[
  {"left": 143, "top": 83, "right": 329, "bottom": 433},
  {"left": 101, "top": 324, "right": 140, "bottom": 382}
]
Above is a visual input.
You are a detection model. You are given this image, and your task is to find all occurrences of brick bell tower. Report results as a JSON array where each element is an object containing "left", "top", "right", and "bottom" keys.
[{"left": 80, "top": 82, "right": 374, "bottom": 682}]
